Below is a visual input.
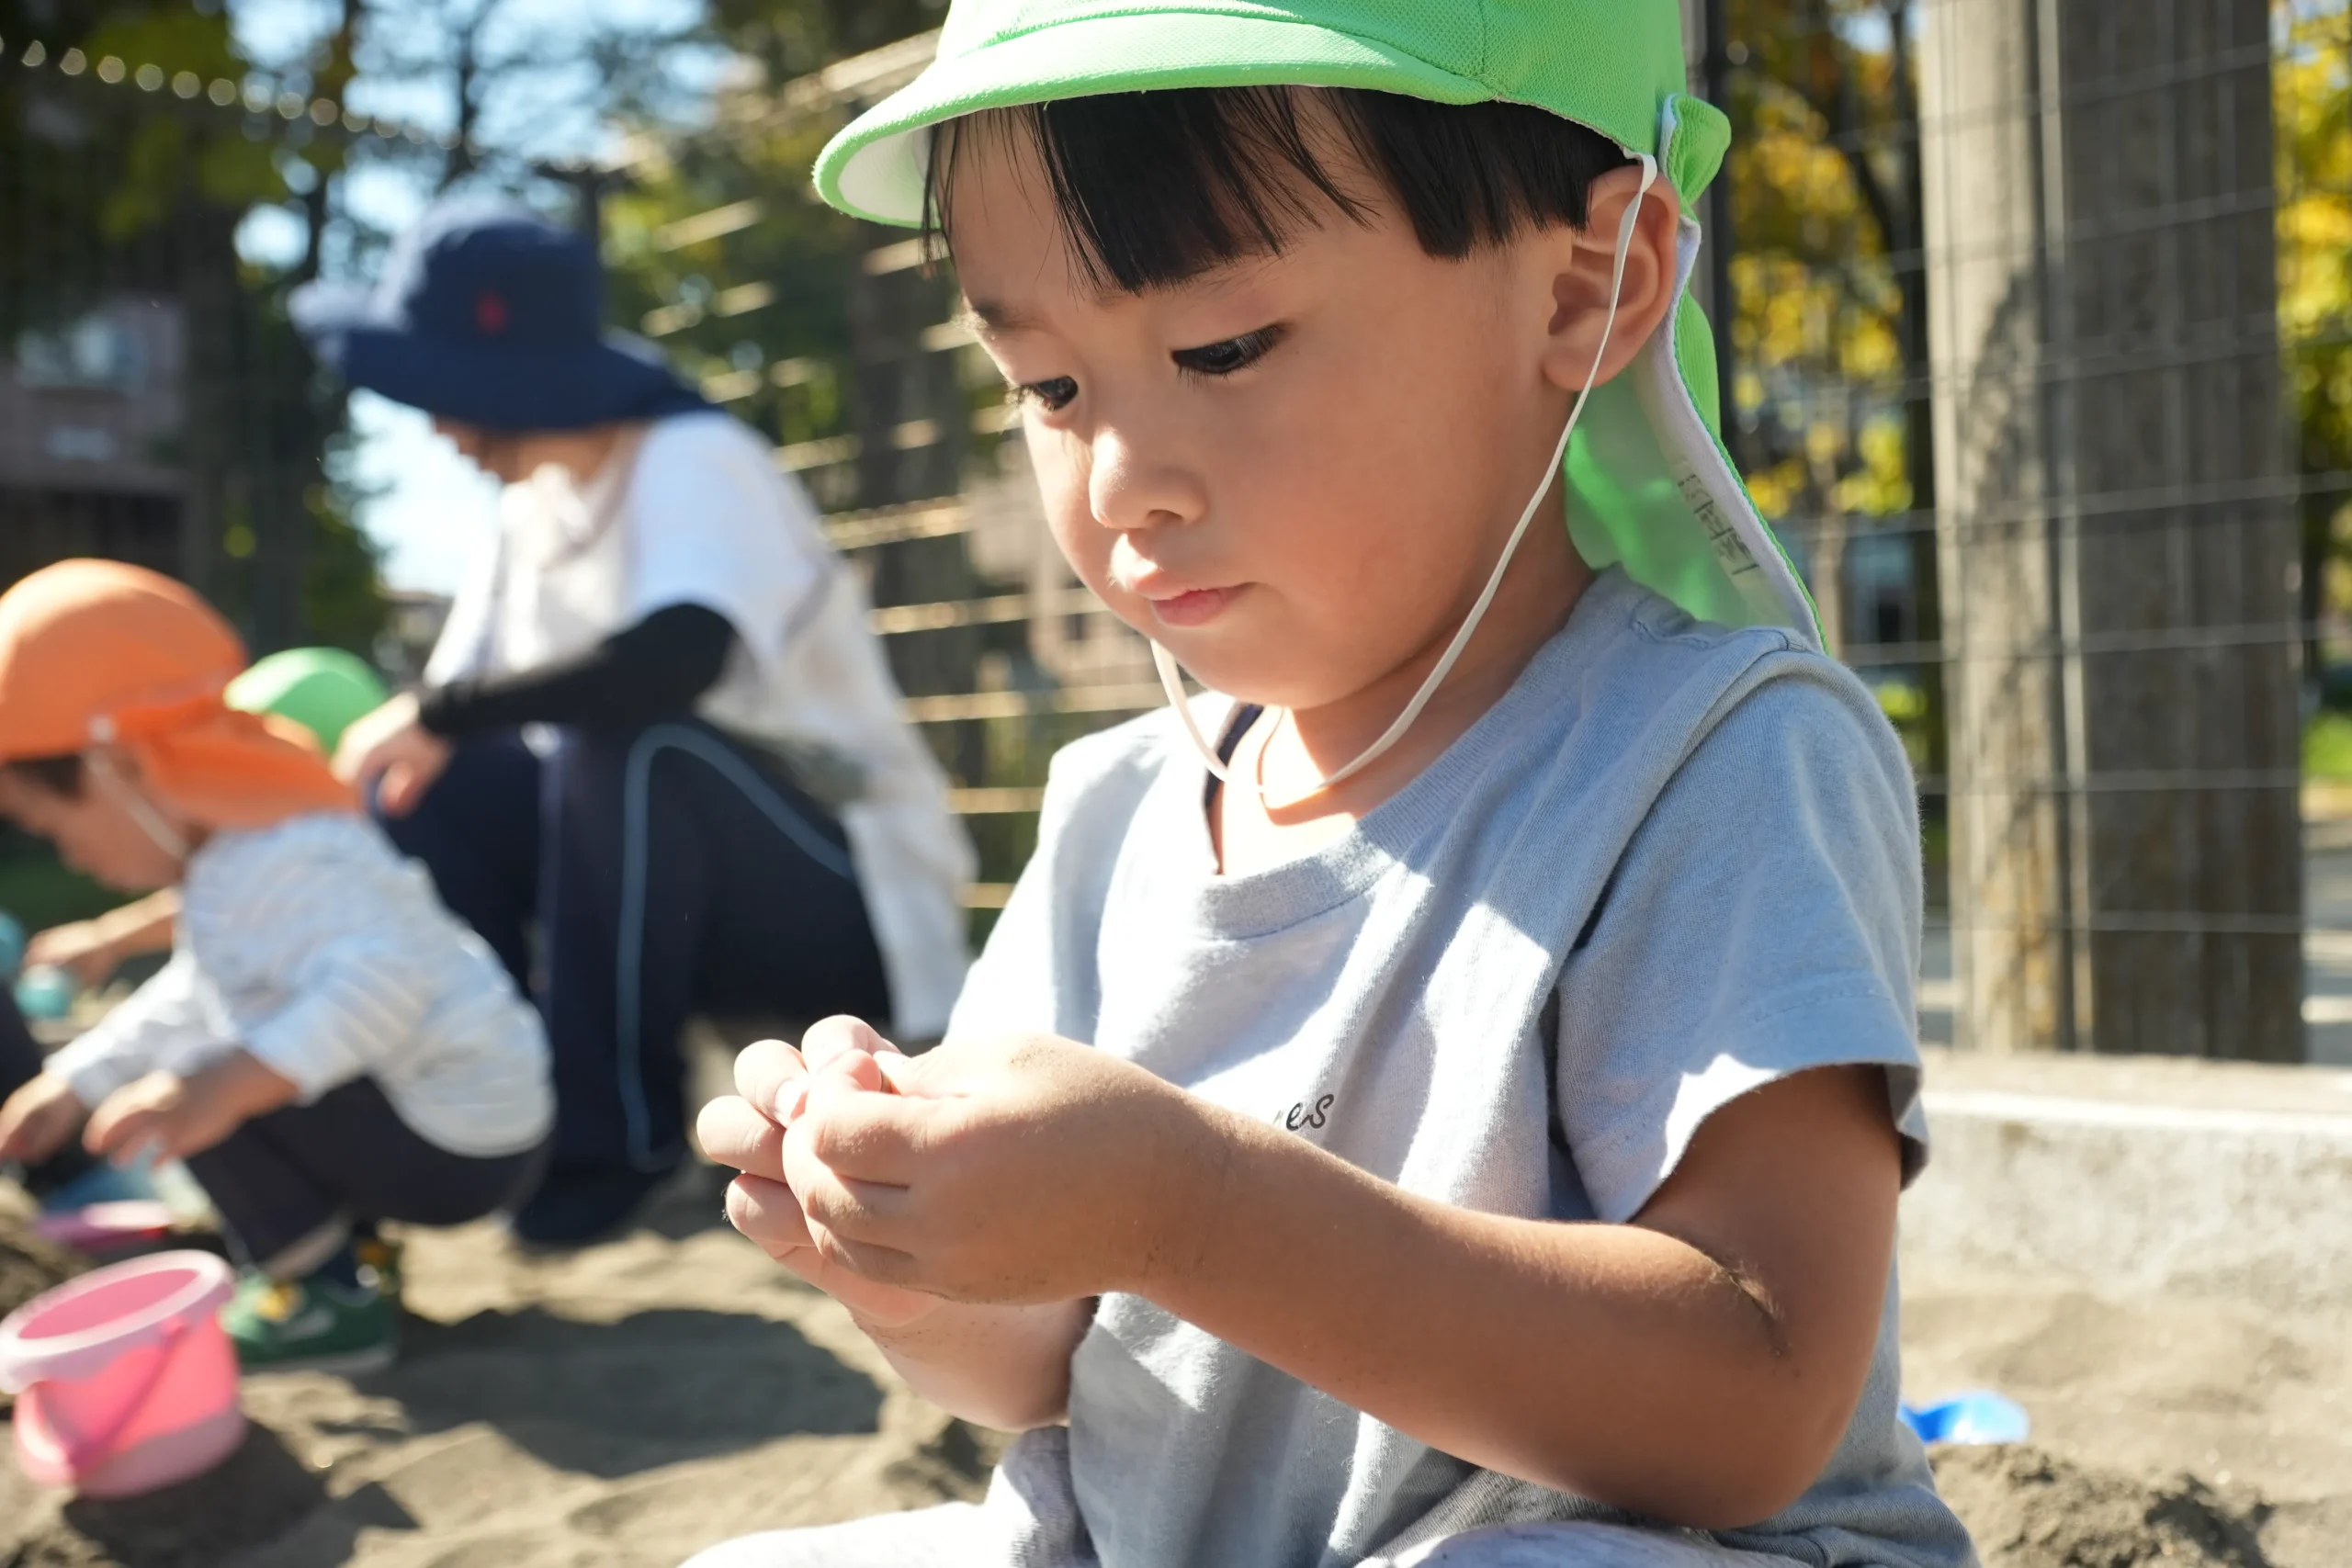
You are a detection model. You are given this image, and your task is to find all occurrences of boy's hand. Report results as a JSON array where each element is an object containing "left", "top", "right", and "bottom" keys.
[
  {"left": 27, "top": 919, "right": 127, "bottom": 988},
  {"left": 0, "top": 1073, "right": 86, "bottom": 1166},
  {"left": 84, "top": 1052, "right": 298, "bottom": 1166},
  {"left": 698, "top": 1026, "right": 948, "bottom": 1329},
  {"left": 780, "top": 1028, "right": 1216, "bottom": 1307}
]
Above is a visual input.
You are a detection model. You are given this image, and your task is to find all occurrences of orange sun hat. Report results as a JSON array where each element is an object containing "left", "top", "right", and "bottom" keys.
[{"left": 0, "top": 560, "right": 356, "bottom": 829}]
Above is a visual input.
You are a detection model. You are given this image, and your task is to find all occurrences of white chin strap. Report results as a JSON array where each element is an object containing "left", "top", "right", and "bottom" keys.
[
  {"left": 1155, "top": 152, "right": 1662, "bottom": 800},
  {"left": 86, "top": 749, "right": 191, "bottom": 863}
]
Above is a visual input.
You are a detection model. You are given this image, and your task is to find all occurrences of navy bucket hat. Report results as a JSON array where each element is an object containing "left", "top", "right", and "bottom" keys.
[{"left": 290, "top": 198, "right": 707, "bottom": 432}]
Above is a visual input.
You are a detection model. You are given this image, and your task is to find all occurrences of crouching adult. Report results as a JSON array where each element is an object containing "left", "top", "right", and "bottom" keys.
[{"left": 295, "top": 202, "right": 975, "bottom": 1247}]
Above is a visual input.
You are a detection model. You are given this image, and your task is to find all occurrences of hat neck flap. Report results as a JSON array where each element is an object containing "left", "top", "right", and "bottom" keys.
[{"left": 1564, "top": 96, "right": 1819, "bottom": 645}]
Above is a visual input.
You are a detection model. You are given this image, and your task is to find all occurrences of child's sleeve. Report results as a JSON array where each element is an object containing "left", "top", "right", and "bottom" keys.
[
  {"left": 210, "top": 844, "right": 437, "bottom": 1103},
  {"left": 44, "top": 952, "right": 212, "bottom": 1107},
  {"left": 238, "top": 932, "right": 435, "bottom": 1104},
  {"left": 1554, "top": 662, "right": 1930, "bottom": 1226}
]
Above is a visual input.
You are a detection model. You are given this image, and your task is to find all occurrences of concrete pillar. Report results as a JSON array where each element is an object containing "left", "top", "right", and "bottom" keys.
[{"left": 1920, "top": 0, "right": 2302, "bottom": 1058}]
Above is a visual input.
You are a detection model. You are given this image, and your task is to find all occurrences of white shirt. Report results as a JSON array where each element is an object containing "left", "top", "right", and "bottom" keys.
[
  {"left": 426, "top": 411, "right": 975, "bottom": 1038},
  {"left": 50, "top": 813, "right": 552, "bottom": 1159}
]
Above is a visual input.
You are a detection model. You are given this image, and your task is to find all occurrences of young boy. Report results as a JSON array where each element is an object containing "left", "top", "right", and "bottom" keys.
[
  {"left": 693, "top": 3, "right": 1973, "bottom": 1565},
  {"left": 0, "top": 561, "right": 550, "bottom": 1372}
]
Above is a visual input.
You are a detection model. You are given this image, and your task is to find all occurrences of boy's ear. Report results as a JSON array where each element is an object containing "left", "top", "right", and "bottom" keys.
[{"left": 1540, "top": 166, "right": 1683, "bottom": 397}]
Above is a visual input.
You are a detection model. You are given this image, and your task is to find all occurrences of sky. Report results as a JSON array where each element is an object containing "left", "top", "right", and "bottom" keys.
[{"left": 231, "top": 0, "right": 713, "bottom": 594}]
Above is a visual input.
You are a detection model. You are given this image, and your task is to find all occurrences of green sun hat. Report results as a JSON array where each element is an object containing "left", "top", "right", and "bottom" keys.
[
  {"left": 814, "top": 0, "right": 1817, "bottom": 644},
  {"left": 226, "top": 648, "right": 390, "bottom": 757}
]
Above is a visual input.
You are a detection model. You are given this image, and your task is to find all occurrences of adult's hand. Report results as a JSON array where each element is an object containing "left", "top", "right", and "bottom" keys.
[{"left": 334, "top": 693, "right": 452, "bottom": 818}]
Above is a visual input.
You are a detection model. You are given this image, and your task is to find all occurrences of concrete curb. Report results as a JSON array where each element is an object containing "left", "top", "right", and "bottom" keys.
[{"left": 1902, "top": 1080, "right": 2352, "bottom": 1314}]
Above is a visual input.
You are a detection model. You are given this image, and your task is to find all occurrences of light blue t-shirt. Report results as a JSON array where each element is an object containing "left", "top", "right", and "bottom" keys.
[{"left": 949, "top": 569, "right": 1973, "bottom": 1568}]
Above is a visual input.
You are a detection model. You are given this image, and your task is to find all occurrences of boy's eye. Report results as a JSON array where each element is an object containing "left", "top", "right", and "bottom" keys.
[
  {"left": 1018, "top": 377, "right": 1080, "bottom": 412},
  {"left": 1172, "top": 326, "right": 1285, "bottom": 379}
]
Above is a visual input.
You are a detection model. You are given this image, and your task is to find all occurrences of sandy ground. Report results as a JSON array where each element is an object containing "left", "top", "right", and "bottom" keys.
[
  {"left": 3, "top": 1179, "right": 2346, "bottom": 1568},
  {"left": 1905, "top": 1276, "right": 2351, "bottom": 1566},
  {"left": 1, "top": 1173, "right": 994, "bottom": 1568}
]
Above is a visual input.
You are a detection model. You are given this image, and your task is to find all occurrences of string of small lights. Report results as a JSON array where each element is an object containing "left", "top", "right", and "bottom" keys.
[{"left": 3, "top": 32, "right": 475, "bottom": 155}]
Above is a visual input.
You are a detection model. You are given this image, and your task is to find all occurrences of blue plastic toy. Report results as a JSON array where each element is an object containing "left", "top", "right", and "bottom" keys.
[
  {"left": 16, "top": 964, "right": 75, "bottom": 1021},
  {"left": 0, "top": 910, "right": 24, "bottom": 980},
  {"left": 1899, "top": 1391, "right": 2030, "bottom": 1446}
]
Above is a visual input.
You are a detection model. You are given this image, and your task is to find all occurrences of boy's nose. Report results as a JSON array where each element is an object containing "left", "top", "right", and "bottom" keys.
[{"left": 1085, "top": 423, "right": 1204, "bottom": 534}]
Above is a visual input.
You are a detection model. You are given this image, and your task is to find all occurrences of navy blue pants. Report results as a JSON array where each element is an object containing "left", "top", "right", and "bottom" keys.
[
  {"left": 379, "top": 721, "right": 891, "bottom": 1179},
  {"left": 185, "top": 1080, "right": 543, "bottom": 1274}
]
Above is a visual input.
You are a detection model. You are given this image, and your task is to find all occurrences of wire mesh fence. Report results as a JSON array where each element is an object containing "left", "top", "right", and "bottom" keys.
[{"left": 1, "top": 1, "right": 2346, "bottom": 1060}]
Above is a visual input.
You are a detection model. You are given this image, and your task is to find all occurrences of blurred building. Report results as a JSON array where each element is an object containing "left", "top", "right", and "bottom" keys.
[{"left": 0, "top": 298, "right": 190, "bottom": 588}]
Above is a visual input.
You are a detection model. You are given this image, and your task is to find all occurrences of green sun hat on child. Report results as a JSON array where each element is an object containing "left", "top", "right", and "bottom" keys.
[
  {"left": 814, "top": 0, "right": 1818, "bottom": 644},
  {"left": 226, "top": 648, "right": 390, "bottom": 758}
]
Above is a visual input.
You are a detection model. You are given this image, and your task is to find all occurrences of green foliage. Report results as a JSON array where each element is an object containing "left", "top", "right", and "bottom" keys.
[
  {"left": 304, "top": 487, "right": 392, "bottom": 656},
  {"left": 600, "top": 4, "right": 996, "bottom": 513},
  {"left": 0, "top": 837, "right": 130, "bottom": 934},
  {"left": 0, "top": 4, "right": 285, "bottom": 269},
  {"left": 0, "top": 1, "right": 382, "bottom": 656},
  {"left": 601, "top": 111, "right": 866, "bottom": 462},
  {"left": 704, "top": 0, "right": 944, "bottom": 82},
  {"left": 1721, "top": 1, "right": 1923, "bottom": 536},
  {"left": 2279, "top": 4, "right": 2352, "bottom": 649},
  {"left": 2308, "top": 712, "right": 2352, "bottom": 782}
]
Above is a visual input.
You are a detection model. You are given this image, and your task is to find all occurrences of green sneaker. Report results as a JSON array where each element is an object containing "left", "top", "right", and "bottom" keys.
[{"left": 222, "top": 1269, "right": 398, "bottom": 1375}]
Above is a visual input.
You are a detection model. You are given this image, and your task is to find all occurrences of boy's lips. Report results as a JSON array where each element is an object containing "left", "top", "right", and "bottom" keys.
[{"left": 1144, "top": 586, "right": 1241, "bottom": 628}]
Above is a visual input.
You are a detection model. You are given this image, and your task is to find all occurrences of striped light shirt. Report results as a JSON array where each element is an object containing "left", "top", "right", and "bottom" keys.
[{"left": 48, "top": 812, "right": 551, "bottom": 1158}]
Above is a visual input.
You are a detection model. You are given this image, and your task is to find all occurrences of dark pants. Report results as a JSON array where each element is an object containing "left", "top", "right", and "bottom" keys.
[
  {"left": 378, "top": 722, "right": 891, "bottom": 1179},
  {"left": 0, "top": 991, "right": 41, "bottom": 1100},
  {"left": 184, "top": 1078, "right": 542, "bottom": 1274}
]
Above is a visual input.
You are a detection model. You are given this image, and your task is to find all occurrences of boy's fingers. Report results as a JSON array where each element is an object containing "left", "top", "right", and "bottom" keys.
[
  {"left": 800, "top": 1016, "right": 901, "bottom": 1075},
  {"left": 82, "top": 1108, "right": 135, "bottom": 1159},
  {"left": 808, "top": 1227, "right": 924, "bottom": 1292},
  {"left": 696, "top": 1095, "right": 786, "bottom": 1178},
  {"left": 789, "top": 1089, "right": 937, "bottom": 1186},
  {"left": 732, "top": 1039, "right": 808, "bottom": 1118},
  {"left": 724, "top": 1174, "right": 816, "bottom": 1256},
  {"left": 808, "top": 1048, "right": 888, "bottom": 1100},
  {"left": 783, "top": 1134, "right": 915, "bottom": 1240}
]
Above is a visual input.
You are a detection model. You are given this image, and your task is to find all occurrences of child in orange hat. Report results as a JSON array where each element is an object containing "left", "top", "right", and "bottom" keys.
[{"left": 0, "top": 561, "right": 550, "bottom": 1373}]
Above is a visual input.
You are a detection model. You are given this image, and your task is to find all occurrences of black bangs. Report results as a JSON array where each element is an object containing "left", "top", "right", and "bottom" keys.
[
  {"left": 4, "top": 754, "right": 85, "bottom": 799},
  {"left": 925, "top": 87, "right": 1633, "bottom": 295}
]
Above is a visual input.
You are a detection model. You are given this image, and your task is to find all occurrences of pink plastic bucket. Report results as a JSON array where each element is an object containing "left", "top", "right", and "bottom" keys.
[{"left": 0, "top": 1250, "right": 243, "bottom": 1496}]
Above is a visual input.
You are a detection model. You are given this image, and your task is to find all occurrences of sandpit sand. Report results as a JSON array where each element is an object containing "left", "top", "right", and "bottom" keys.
[
  {"left": 2, "top": 1180, "right": 2346, "bottom": 1568},
  {"left": 0, "top": 1207, "right": 82, "bottom": 1325},
  {"left": 1908, "top": 1278, "right": 2350, "bottom": 1566}
]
